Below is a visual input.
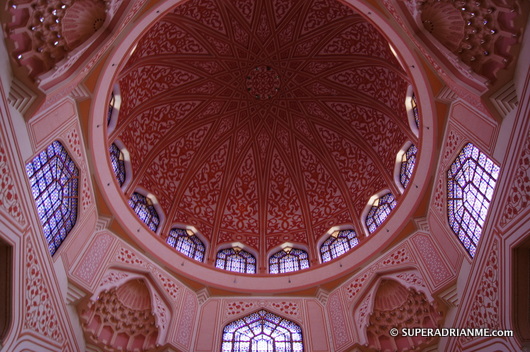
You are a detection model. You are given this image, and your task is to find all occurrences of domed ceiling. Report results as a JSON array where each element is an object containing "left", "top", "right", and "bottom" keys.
[{"left": 109, "top": 0, "right": 418, "bottom": 262}]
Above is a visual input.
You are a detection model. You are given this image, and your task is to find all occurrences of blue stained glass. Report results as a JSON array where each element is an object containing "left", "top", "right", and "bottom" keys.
[
  {"left": 215, "top": 248, "right": 256, "bottom": 274},
  {"left": 222, "top": 310, "right": 304, "bottom": 352},
  {"left": 128, "top": 192, "right": 160, "bottom": 232},
  {"left": 400, "top": 144, "right": 418, "bottom": 189},
  {"left": 447, "top": 143, "right": 499, "bottom": 258},
  {"left": 320, "top": 230, "right": 359, "bottom": 263},
  {"left": 366, "top": 193, "right": 397, "bottom": 233},
  {"left": 166, "top": 228, "right": 205, "bottom": 262},
  {"left": 26, "top": 141, "right": 79, "bottom": 256},
  {"left": 109, "top": 143, "right": 126, "bottom": 186},
  {"left": 269, "top": 248, "right": 309, "bottom": 274}
]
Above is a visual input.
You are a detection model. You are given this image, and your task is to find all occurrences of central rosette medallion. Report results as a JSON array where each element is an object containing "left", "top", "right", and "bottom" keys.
[{"left": 245, "top": 65, "right": 281, "bottom": 100}]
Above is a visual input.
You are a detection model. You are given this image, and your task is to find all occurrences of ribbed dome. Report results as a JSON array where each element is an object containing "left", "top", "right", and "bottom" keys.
[{"left": 109, "top": 0, "right": 418, "bottom": 264}]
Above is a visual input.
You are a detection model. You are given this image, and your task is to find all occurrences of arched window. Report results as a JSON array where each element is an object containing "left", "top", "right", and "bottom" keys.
[
  {"left": 166, "top": 228, "right": 205, "bottom": 262},
  {"left": 107, "top": 91, "right": 115, "bottom": 126},
  {"left": 366, "top": 193, "right": 397, "bottom": 234},
  {"left": 269, "top": 248, "right": 309, "bottom": 274},
  {"left": 320, "top": 229, "right": 359, "bottom": 263},
  {"left": 26, "top": 141, "right": 79, "bottom": 255},
  {"left": 128, "top": 192, "right": 160, "bottom": 232},
  {"left": 221, "top": 309, "right": 303, "bottom": 352},
  {"left": 411, "top": 93, "right": 419, "bottom": 128},
  {"left": 109, "top": 143, "right": 126, "bottom": 186},
  {"left": 215, "top": 247, "right": 256, "bottom": 274},
  {"left": 447, "top": 143, "right": 499, "bottom": 257},
  {"left": 400, "top": 144, "right": 418, "bottom": 189}
]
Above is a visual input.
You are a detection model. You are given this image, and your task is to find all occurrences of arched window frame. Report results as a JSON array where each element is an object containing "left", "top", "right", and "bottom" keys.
[
  {"left": 318, "top": 227, "right": 359, "bottom": 263},
  {"left": 363, "top": 191, "right": 397, "bottom": 235},
  {"left": 26, "top": 140, "right": 79, "bottom": 256},
  {"left": 447, "top": 143, "right": 499, "bottom": 257},
  {"left": 215, "top": 245, "right": 257, "bottom": 274},
  {"left": 221, "top": 309, "right": 304, "bottom": 352},
  {"left": 107, "top": 84, "right": 121, "bottom": 135},
  {"left": 405, "top": 85, "right": 420, "bottom": 137},
  {"left": 394, "top": 141, "right": 418, "bottom": 193},
  {"left": 166, "top": 226, "right": 207, "bottom": 262},
  {"left": 128, "top": 189, "right": 164, "bottom": 234},
  {"left": 109, "top": 139, "right": 132, "bottom": 189},
  {"left": 268, "top": 245, "right": 310, "bottom": 274}
]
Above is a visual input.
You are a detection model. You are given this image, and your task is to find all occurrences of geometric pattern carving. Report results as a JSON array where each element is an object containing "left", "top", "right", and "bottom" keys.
[
  {"left": 111, "top": 0, "right": 417, "bottom": 263},
  {"left": 345, "top": 244, "right": 415, "bottom": 301},
  {"left": 0, "top": 134, "right": 24, "bottom": 225},
  {"left": 411, "top": 234, "right": 452, "bottom": 288},
  {"left": 500, "top": 130, "right": 530, "bottom": 227},
  {"left": 328, "top": 291, "right": 351, "bottom": 349},
  {"left": 24, "top": 238, "right": 65, "bottom": 343},
  {"left": 73, "top": 232, "right": 114, "bottom": 284},
  {"left": 460, "top": 238, "right": 500, "bottom": 344}
]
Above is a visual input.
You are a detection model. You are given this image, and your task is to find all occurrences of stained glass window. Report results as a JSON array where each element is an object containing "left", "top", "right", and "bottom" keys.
[
  {"left": 166, "top": 228, "right": 205, "bottom": 262},
  {"left": 447, "top": 143, "right": 499, "bottom": 257},
  {"left": 128, "top": 192, "right": 160, "bottom": 232},
  {"left": 107, "top": 92, "right": 115, "bottom": 126},
  {"left": 400, "top": 144, "right": 418, "bottom": 189},
  {"left": 109, "top": 143, "right": 126, "bottom": 186},
  {"left": 411, "top": 93, "right": 419, "bottom": 128},
  {"left": 269, "top": 248, "right": 309, "bottom": 274},
  {"left": 320, "top": 229, "right": 359, "bottom": 263},
  {"left": 221, "top": 309, "right": 304, "bottom": 352},
  {"left": 215, "top": 248, "right": 256, "bottom": 274},
  {"left": 26, "top": 141, "right": 79, "bottom": 256},
  {"left": 366, "top": 193, "right": 397, "bottom": 234}
]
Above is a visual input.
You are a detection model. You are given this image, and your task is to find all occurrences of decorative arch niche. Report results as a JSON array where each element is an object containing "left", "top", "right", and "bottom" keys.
[
  {"left": 352, "top": 271, "right": 444, "bottom": 352},
  {"left": 77, "top": 272, "right": 171, "bottom": 352}
]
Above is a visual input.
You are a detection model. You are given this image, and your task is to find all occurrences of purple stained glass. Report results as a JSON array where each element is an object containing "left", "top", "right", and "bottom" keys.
[
  {"left": 166, "top": 228, "right": 205, "bottom": 262},
  {"left": 109, "top": 143, "right": 126, "bottom": 186},
  {"left": 215, "top": 248, "right": 256, "bottom": 274},
  {"left": 320, "top": 230, "right": 359, "bottom": 263},
  {"left": 128, "top": 192, "right": 160, "bottom": 232},
  {"left": 269, "top": 248, "right": 309, "bottom": 274},
  {"left": 366, "top": 193, "right": 397, "bottom": 234},
  {"left": 26, "top": 141, "right": 79, "bottom": 256},
  {"left": 221, "top": 309, "right": 304, "bottom": 352},
  {"left": 400, "top": 144, "right": 417, "bottom": 189},
  {"left": 447, "top": 143, "right": 499, "bottom": 257}
]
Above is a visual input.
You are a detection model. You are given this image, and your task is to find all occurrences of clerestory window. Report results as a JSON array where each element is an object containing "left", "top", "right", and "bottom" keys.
[
  {"left": 400, "top": 144, "right": 418, "bottom": 189},
  {"left": 320, "top": 229, "right": 359, "bottom": 263},
  {"left": 109, "top": 143, "right": 126, "bottom": 186},
  {"left": 128, "top": 192, "right": 160, "bottom": 232},
  {"left": 215, "top": 247, "right": 256, "bottom": 274},
  {"left": 269, "top": 248, "right": 309, "bottom": 274},
  {"left": 366, "top": 193, "right": 397, "bottom": 234},
  {"left": 166, "top": 228, "right": 205, "bottom": 262}
]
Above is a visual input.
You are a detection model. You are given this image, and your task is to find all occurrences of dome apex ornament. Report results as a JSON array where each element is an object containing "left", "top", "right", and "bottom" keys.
[{"left": 245, "top": 65, "right": 281, "bottom": 100}]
